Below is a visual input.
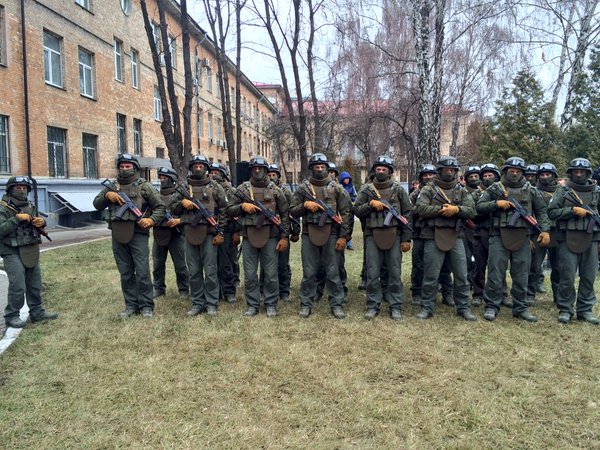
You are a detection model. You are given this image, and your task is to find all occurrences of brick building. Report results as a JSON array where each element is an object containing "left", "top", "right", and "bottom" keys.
[{"left": 0, "top": 0, "right": 276, "bottom": 226}]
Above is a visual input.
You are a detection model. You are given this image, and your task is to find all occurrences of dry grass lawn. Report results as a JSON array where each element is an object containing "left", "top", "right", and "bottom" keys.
[{"left": 1, "top": 234, "right": 600, "bottom": 448}]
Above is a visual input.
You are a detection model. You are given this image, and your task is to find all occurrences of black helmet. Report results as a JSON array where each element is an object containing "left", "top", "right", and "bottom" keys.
[
  {"left": 537, "top": 162, "right": 558, "bottom": 178},
  {"left": 116, "top": 153, "right": 140, "bottom": 170},
  {"left": 464, "top": 165, "right": 481, "bottom": 178},
  {"left": 480, "top": 163, "right": 501, "bottom": 180},
  {"left": 502, "top": 156, "right": 526, "bottom": 172},
  {"left": 6, "top": 176, "right": 32, "bottom": 193},
  {"left": 210, "top": 162, "right": 228, "bottom": 178},
  {"left": 371, "top": 155, "right": 394, "bottom": 174},
  {"left": 268, "top": 164, "right": 281, "bottom": 176},
  {"left": 158, "top": 166, "right": 178, "bottom": 182},
  {"left": 308, "top": 153, "right": 328, "bottom": 169},
  {"left": 525, "top": 164, "right": 539, "bottom": 176},
  {"left": 567, "top": 158, "right": 593, "bottom": 175},
  {"left": 418, "top": 164, "right": 437, "bottom": 180},
  {"left": 188, "top": 154, "right": 210, "bottom": 171},
  {"left": 249, "top": 156, "right": 269, "bottom": 170},
  {"left": 328, "top": 162, "right": 340, "bottom": 176},
  {"left": 436, "top": 156, "right": 460, "bottom": 171}
]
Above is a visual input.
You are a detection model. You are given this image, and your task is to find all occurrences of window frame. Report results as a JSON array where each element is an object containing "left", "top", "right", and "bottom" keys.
[
  {"left": 131, "top": 48, "right": 139, "bottom": 89},
  {"left": 206, "top": 66, "right": 212, "bottom": 93},
  {"left": 207, "top": 113, "right": 214, "bottom": 140},
  {"left": 168, "top": 34, "right": 176, "bottom": 69},
  {"left": 82, "top": 133, "right": 98, "bottom": 179},
  {"left": 116, "top": 113, "right": 127, "bottom": 153},
  {"left": 75, "top": 0, "right": 91, "bottom": 11},
  {"left": 114, "top": 38, "right": 123, "bottom": 82},
  {"left": 0, "top": 115, "right": 10, "bottom": 173},
  {"left": 0, "top": 5, "right": 7, "bottom": 66},
  {"left": 133, "top": 118, "right": 142, "bottom": 155},
  {"left": 43, "top": 30, "right": 63, "bottom": 88},
  {"left": 47, "top": 126, "right": 68, "bottom": 178},
  {"left": 153, "top": 86, "right": 162, "bottom": 121},
  {"left": 78, "top": 46, "right": 95, "bottom": 98}
]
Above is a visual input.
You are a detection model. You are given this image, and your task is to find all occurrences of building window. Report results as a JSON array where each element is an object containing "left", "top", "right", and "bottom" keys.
[
  {"left": 207, "top": 113, "right": 213, "bottom": 139},
  {"left": 116, "top": 113, "right": 126, "bottom": 153},
  {"left": 156, "top": 147, "right": 164, "bottom": 159},
  {"left": 131, "top": 48, "right": 139, "bottom": 89},
  {"left": 78, "top": 47, "right": 94, "bottom": 98},
  {"left": 43, "top": 31, "right": 63, "bottom": 87},
  {"left": 216, "top": 75, "right": 221, "bottom": 98},
  {"left": 197, "top": 111, "right": 203, "bottom": 137},
  {"left": 120, "top": 0, "right": 132, "bottom": 15},
  {"left": 75, "top": 0, "right": 91, "bottom": 11},
  {"left": 150, "top": 22, "right": 165, "bottom": 65},
  {"left": 47, "top": 126, "right": 67, "bottom": 178},
  {"left": 0, "top": 6, "right": 6, "bottom": 66},
  {"left": 133, "top": 119, "right": 142, "bottom": 155},
  {"left": 0, "top": 115, "right": 9, "bottom": 173},
  {"left": 217, "top": 118, "right": 223, "bottom": 141},
  {"left": 168, "top": 34, "right": 176, "bottom": 69},
  {"left": 82, "top": 133, "right": 97, "bottom": 178},
  {"left": 206, "top": 66, "right": 212, "bottom": 93},
  {"left": 114, "top": 38, "right": 123, "bottom": 81},
  {"left": 153, "top": 86, "right": 162, "bottom": 121}
]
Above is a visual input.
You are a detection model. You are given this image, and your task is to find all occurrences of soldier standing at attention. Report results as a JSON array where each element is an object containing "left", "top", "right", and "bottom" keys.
[
  {"left": 548, "top": 158, "right": 600, "bottom": 324},
  {"left": 170, "top": 155, "right": 228, "bottom": 317},
  {"left": 414, "top": 156, "right": 478, "bottom": 321},
  {"left": 290, "top": 153, "right": 351, "bottom": 319},
  {"left": 94, "top": 154, "right": 165, "bottom": 318},
  {"left": 152, "top": 167, "right": 189, "bottom": 300},
  {"left": 463, "top": 165, "right": 482, "bottom": 290},
  {"left": 1, "top": 176, "right": 58, "bottom": 328},
  {"left": 476, "top": 157, "right": 550, "bottom": 322},
  {"left": 354, "top": 155, "right": 412, "bottom": 320},
  {"left": 228, "top": 157, "right": 289, "bottom": 317}
]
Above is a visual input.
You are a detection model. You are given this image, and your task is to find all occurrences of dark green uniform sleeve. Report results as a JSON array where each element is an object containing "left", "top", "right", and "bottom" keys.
[
  {"left": 0, "top": 207, "right": 20, "bottom": 239},
  {"left": 353, "top": 185, "right": 374, "bottom": 219},
  {"left": 336, "top": 184, "right": 351, "bottom": 238},
  {"left": 476, "top": 183, "right": 502, "bottom": 214},
  {"left": 213, "top": 183, "right": 229, "bottom": 231},
  {"left": 457, "top": 190, "right": 476, "bottom": 220},
  {"left": 141, "top": 182, "right": 166, "bottom": 224},
  {"left": 290, "top": 185, "right": 307, "bottom": 218},
  {"left": 93, "top": 188, "right": 111, "bottom": 211},
  {"left": 530, "top": 189, "right": 549, "bottom": 232},
  {"left": 414, "top": 185, "right": 442, "bottom": 219},
  {"left": 274, "top": 186, "right": 290, "bottom": 237},
  {"left": 547, "top": 186, "right": 575, "bottom": 221},
  {"left": 227, "top": 185, "right": 244, "bottom": 218},
  {"left": 398, "top": 187, "right": 413, "bottom": 242}
]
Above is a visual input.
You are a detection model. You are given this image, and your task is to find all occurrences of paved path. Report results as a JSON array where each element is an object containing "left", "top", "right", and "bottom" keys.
[{"left": 0, "top": 223, "right": 111, "bottom": 341}]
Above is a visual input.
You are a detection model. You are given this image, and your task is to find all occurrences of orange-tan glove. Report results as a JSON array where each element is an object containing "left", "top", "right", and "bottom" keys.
[
  {"left": 15, "top": 213, "right": 31, "bottom": 222},
  {"left": 401, "top": 242, "right": 411, "bottom": 253},
  {"left": 167, "top": 218, "right": 181, "bottom": 227},
  {"left": 232, "top": 233, "right": 241, "bottom": 245},
  {"left": 138, "top": 218, "right": 154, "bottom": 229},
  {"left": 241, "top": 203, "right": 261, "bottom": 214},
  {"left": 537, "top": 231, "right": 551, "bottom": 247},
  {"left": 276, "top": 238, "right": 289, "bottom": 252},
  {"left": 369, "top": 200, "right": 387, "bottom": 211},
  {"left": 572, "top": 206, "right": 592, "bottom": 217},
  {"left": 182, "top": 198, "right": 199, "bottom": 210},
  {"left": 32, "top": 217, "right": 45, "bottom": 228},
  {"left": 440, "top": 204, "right": 460, "bottom": 217},
  {"left": 496, "top": 200, "right": 514, "bottom": 210},
  {"left": 304, "top": 201, "right": 324, "bottom": 213},
  {"left": 290, "top": 234, "right": 299, "bottom": 243},
  {"left": 212, "top": 234, "right": 225, "bottom": 246},
  {"left": 106, "top": 191, "right": 125, "bottom": 205},
  {"left": 335, "top": 238, "right": 346, "bottom": 252}
]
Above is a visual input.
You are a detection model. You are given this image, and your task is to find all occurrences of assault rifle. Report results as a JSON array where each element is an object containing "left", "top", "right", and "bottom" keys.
[
  {"left": 431, "top": 184, "right": 462, "bottom": 232},
  {"left": 234, "top": 189, "right": 286, "bottom": 235},
  {"left": 364, "top": 187, "right": 413, "bottom": 232},
  {"left": 5, "top": 200, "right": 52, "bottom": 242},
  {"left": 504, "top": 196, "right": 543, "bottom": 234},
  {"left": 564, "top": 188, "right": 600, "bottom": 233},
  {"left": 297, "top": 186, "right": 343, "bottom": 226},
  {"left": 101, "top": 179, "right": 143, "bottom": 220},
  {"left": 175, "top": 186, "right": 224, "bottom": 235}
]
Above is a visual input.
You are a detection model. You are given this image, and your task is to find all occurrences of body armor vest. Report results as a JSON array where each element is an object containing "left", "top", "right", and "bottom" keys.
[
  {"left": 181, "top": 181, "right": 216, "bottom": 225},
  {"left": 241, "top": 182, "right": 276, "bottom": 228},
  {"left": 303, "top": 181, "right": 338, "bottom": 225},
  {"left": 366, "top": 183, "right": 402, "bottom": 229},
  {"left": 108, "top": 179, "right": 145, "bottom": 222},
  {"left": 493, "top": 182, "right": 532, "bottom": 229},
  {"left": 428, "top": 183, "right": 463, "bottom": 229},
  {"left": 1, "top": 202, "right": 41, "bottom": 247},
  {"left": 558, "top": 186, "right": 600, "bottom": 232}
]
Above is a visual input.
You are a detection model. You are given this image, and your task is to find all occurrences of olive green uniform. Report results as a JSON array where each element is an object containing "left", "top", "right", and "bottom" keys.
[
  {"left": 547, "top": 181, "right": 600, "bottom": 317},
  {"left": 94, "top": 176, "right": 166, "bottom": 313},
  {"left": 0, "top": 196, "right": 49, "bottom": 323},
  {"left": 228, "top": 180, "right": 289, "bottom": 309},
  {"left": 476, "top": 177, "right": 550, "bottom": 315},
  {"left": 171, "top": 177, "right": 228, "bottom": 311},
  {"left": 290, "top": 178, "right": 351, "bottom": 310},
  {"left": 216, "top": 179, "right": 240, "bottom": 301},
  {"left": 414, "top": 179, "right": 476, "bottom": 316},
  {"left": 354, "top": 180, "right": 412, "bottom": 312}
]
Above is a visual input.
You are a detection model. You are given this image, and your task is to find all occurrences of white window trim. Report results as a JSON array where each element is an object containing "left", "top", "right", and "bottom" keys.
[
  {"left": 114, "top": 38, "right": 123, "bottom": 82},
  {"left": 131, "top": 48, "right": 139, "bottom": 89},
  {"left": 0, "top": 115, "right": 10, "bottom": 173},
  {"left": 0, "top": 5, "right": 7, "bottom": 66},
  {"left": 153, "top": 87, "right": 162, "bottom": 121},
  {"left": 133, "top": 119, "right": 142, "bottom": 155},
  {"left": 78, "top": 47, "right": 94, "bottom": 98},
  {"left": 44, "top": 31, "right": 63, "bottom": 88}
]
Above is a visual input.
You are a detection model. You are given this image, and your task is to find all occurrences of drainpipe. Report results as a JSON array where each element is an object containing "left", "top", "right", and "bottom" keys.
[{"left": 21, "top": 0, "right": 38, "bottom": 208}]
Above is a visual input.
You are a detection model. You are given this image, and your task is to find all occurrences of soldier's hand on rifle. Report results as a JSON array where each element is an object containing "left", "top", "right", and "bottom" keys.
[
  {"left": 572, "top": 206, "right": 591, "bottom": 217},
  {"left": 272, "top": 215, "right": 282, "bottom": 226},
  {"left": 232, "top": 233, "right": 241, "bottom": 245},
  {"left": 138, "top": 218, "right": 154, "bottom": 229},
  {"left": 182, "top": 199, "right": 199, "bottom": 210},
  {"left": 106, "top": 191, "right": 125, "bottom": 205},
  {"left": 15, "top": 213, "right": 31, "bottom": 222},
  {"left": 335, "top": 237, "right": 347, "bottom": 252},
  {"left": 31, "top": 217, "right": 45, "bottom": 228},
  {"left": 276, "top": 238, "right": 289, "bottom": 252},
  {"left": 537, "top": 231, "right": 551, "bottom": 247},
  {"left": 304, "top": 201, "right": 324, "bottom": 213},
  {"left": 496, "top": 200, "right": 514, "bottom": 210},
  {"left": 401, "top": 242, "right": 411, "bottom": 253},
  {"left": 241, "top": 202, "right": 261, "bottom": 214},
  {"left": 290, "top": 234, "right": 299, "bottom": 243},
  {"left": 369, "top": 200, "right": 387, "bottom": 212},
  {"left": 212, "top": 233, "right": 225, "bottom": 246},
  {"left": 167, "top": 217, "right": 181, "bottom": 227},
  {"left": 440, "top": 204, "right": 460, "bottom": 217}
]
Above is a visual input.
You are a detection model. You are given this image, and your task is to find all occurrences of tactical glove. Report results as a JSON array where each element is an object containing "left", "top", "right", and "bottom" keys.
[
  {"left": 232, "top": 233, "right": 241, "bottom": 245},
  {"left": 304, "top": 201, "right": 324, "bottom": 213},
  {"left": 31, "top": 217, "right": 45, "bottom": 228},
  {"left": 241, "top": 203, "right": 261, "bottom": 214},
  {"left": 401, "top": 242, "right": 411, "bottom": 253},
  {"left": 572, "top": 206, "right": 591, "bottom": 217},
  {"left": 182, "top": 199, "right": 199, "bottom": 210},
  {"left": 440, "top": 204, "right": 460, "bottom": 217},
  {"left": 537, "top": 231, "right": 551, "bottom": 247},
  {"left": 496, "top": 200, "right": 514, "bottom": 210},
  {"left": 290, "top": 234, "right": 300, "bottom": 243},
  {"left": 15, "top": 213, "right": 31, "bottom": 222},
  {"left": 138, "top": 218, "right": 154, "bottom": 229},
  {"left": 335, "top": 237, "right": 346, "bottom": 252},
  {"left": 276, "top": 238, "right": 289, "bottom": 252},
  {"left": 167, "top": 218, "right": 181, "bottom": 227},
  {"left": 212, "top": 234, "right": 225, "bottom": 246},
  {"left": 369, "top": 200, "right": 387, "bottom": 211},
  {"left": 106, "top": 191, "right": 125, "bottom": 205}
]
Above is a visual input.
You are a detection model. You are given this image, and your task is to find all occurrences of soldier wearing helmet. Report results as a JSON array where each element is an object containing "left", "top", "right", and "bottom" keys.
[
  {"left": 548, "top": 157, "right": 600, "bottom": 324},
  {"left": 0, "top": 177, "right": 58, "bottom": 328},
  {"left": 94, "top": 154, "right": 166, "bottom": 319},
  {"left": 524, "top": 164, "right": 539, "bottom": 184},
  {"left": 290, "top": 153, "right": 352, "bottom": 319},
  {"left": 354, "top": 155, "right": 412, "bottom": 320},
  {"left": 414, "top": 156, "right": 477, "bottom": 321},
  {"left": 170, "top": 154, "right": 229, "bottom": 317},
  {"left": 149, "top": 167, "right": 189, "bottom": 301},
  {"left": 227, "top": 157, "right": 289, "bottom": 317},
  {"left": 462, "top": 165, "right": 483, "bottom": 293},
  {"left": 476, "top": 156, "right": 550, "bottom": 322}
]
